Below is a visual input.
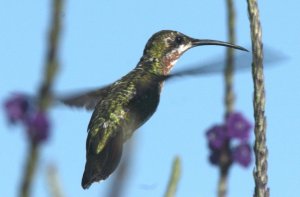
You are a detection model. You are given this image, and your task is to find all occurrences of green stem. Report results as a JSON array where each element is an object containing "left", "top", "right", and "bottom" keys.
[
  {"left": 19, "top": 0, "right": 63, "bottom": 196},
  {"left": 47, "top": 165, "right": 65, "bottom": 197},
  {"left": 38, "top": 0, "right": 63, "bottom": 111},
  {"left": 224, "top": 0, "right": 236, "bottom": 116},
  {"left": 218, "top": 169, "right": 228, "bottom": 197},
  {"left": 164, "top": 156, "right": 181, "bottom": 197},
  {"left": 20, "top": 143, "right": 39, "bottom": 197},
  {"left": 218, "top": 0, "right": 236, "bottom": 196},
  {"left": 246, "top": 0, "right": 269, "bottom": 196}
]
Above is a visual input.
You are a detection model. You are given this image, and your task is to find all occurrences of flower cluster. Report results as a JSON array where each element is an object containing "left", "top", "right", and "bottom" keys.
[
  {"left": 206, "top": 112, "right": 252, "bottom": 168},
  {"left": 4, "top": 93, "right": 50, "bottom": 144}
]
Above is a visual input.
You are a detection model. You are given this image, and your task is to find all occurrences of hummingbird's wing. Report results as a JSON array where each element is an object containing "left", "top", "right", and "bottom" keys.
[
  {"left": 81, "top": 74, "right": 161, "bottom": 189},
  {"left": 81, "top": 81, "right": 139, "bottom": 189},
  {"left": 82, "top": 127, "right": 123, "bottom": 189},
  {"left": 59, "top": 85, "right": 111, "bottom": 110},
  {"left": 163, "top": 47, "right": 285, "bottom": 81}
]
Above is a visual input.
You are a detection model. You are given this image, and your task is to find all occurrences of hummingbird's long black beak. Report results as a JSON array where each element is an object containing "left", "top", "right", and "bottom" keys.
[{"left": 191, "top": 38, "right": 248, "bottom": 52}]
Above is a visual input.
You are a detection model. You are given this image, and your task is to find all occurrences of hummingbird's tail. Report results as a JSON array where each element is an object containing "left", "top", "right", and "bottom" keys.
[{"left": 81, "top": 132, "right": 123, "bottom": 189}]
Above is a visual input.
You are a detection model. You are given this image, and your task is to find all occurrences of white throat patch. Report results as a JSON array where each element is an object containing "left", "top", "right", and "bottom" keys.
[{"left": 168, "top": 43, "right": 192, "bottom": 66}]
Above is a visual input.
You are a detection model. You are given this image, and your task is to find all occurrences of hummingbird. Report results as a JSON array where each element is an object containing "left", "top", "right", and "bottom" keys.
[{"left": 60, "top": 30, "right": 247, "bottom": 189}]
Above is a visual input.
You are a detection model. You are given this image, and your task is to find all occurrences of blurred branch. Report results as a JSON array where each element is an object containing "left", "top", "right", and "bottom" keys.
[
  {"left": 107, "top": 162, "right": 128, "bottom": 197},
  {"left": 224, "top": 0, "right": 236, "bottom": 115},
  {"left": 20, "top": 142, "right": 39, "bottom": 197},
  {"left": 246, "top": 0, "right": 269, "bottom": 197},
  {"left": 47, "top": 165, "right": 65, "bottom": 197},
  {"left": 19, "top": 0, "right": 63, "bottom": 197},
  {"left": 38, "top": 0, "right": 63, "bottom": 110},
  {"left": 217, "top": 169, "right": 228, "bottom": 197},
  {"left": 217, "top": 0, "right": 236, "bottom": 196},
  {"left": 164, "top": 156, "right": 181, "bottom": 197},
  {"left": 106, "top": 141, "right": 133, "bottom": 197},
  {"left": 164, "top": 46, "right": 284, "bottom": 81}
]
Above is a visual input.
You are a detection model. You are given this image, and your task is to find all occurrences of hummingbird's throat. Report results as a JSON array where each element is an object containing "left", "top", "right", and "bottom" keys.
[
  {"left": 162, "top": 44, "right": 190, "bottom": 75},
  {"left": 162, "top": 52, "right": 179, "bottom": 75}
]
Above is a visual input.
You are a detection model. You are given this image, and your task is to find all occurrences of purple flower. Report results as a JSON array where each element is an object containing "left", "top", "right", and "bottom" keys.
[
  {"left": 26, "top": 111, "right": 50, "bottom": 143},
  {"left": 4, "top": 94, "right": 29, "bottom": 124},
  {"left": 209, "top": 150, "right": 221, "bottom": 165},
  {"left": 206, "top": 125, "right": 227, "bottom": 150},
  {"left": 226, "top": 112, "right": 252, "bottom": 141},
  {"left": 232, "top": 143, "right": 252, "bottom": 167}
]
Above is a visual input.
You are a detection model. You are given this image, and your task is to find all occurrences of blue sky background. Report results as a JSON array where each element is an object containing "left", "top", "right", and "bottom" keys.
[{"left": 1, "top": 1, "right": 299, "bottom": 197}]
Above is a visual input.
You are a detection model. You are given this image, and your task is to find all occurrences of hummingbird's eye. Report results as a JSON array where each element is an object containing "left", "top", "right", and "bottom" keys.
[{"left": 175, "top": 36, "right": 183, "bottom": 45}]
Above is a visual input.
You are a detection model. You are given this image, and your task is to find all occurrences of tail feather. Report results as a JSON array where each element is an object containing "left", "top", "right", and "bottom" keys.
[{"left": 81, "top": 132, "right": 123, "bottom": 189}]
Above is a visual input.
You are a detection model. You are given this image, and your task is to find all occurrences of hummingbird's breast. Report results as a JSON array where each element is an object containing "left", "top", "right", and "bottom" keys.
[
  {"left": 129, "top": 82, "right": 160, "bottom": 123},
  {"left": 121, "top": 72, "right": 161, "bottom": 140}
]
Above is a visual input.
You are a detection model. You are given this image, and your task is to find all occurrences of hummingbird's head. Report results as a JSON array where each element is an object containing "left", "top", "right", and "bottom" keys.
[{"left": 142, "top": 30, "right": 247, "bottom": 75}]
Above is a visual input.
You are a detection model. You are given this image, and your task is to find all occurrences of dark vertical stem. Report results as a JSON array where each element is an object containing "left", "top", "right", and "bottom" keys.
[
  {"left": 218, "top": 168, "right": 228, "bottom": 197},
  {"left": 106, "top": 142, "right": 133, "bottom": 197},
  {"left": 20, "top": 143, "right": 39, "bottom": 197},
  {"left": 224, "top": 0, "right": 236, "bottom": 116},
  {"left": 218, "top": 0, "right": 236, "bottom": 197},
  {"left": 107, "top": 159, "right": 129, "bottom": 197},
  {"left": 19, "top": 0, "right": 63, "bottom": 196},
  {"left": 246, "top": 0, "right": 269, "bottom": 197},
  {"left": 217, "top": 141, "right": 232, "bottom": 197},
  {"left": 164, "top": 156, "right": 181, "bottom": 197},
  {"left": 38, "top": 0, "right": 63, "bottom": 110}
]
